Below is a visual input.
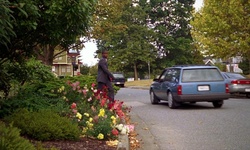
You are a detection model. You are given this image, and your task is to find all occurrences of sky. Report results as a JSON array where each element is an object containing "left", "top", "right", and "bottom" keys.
[{"left": 79, "top": 0, "right": 204, "bottom": 66}]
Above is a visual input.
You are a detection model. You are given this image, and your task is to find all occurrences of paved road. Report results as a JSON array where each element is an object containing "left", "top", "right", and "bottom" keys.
[{"left": 115, "top": 88, "right": 250, "bottom": 150}]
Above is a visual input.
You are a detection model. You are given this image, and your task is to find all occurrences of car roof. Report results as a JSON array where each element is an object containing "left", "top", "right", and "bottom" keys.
[{"left": 168, "top": 65, "right": 218, "bottom": 69}]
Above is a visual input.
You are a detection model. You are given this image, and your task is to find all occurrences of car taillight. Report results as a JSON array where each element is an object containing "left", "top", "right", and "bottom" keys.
[
  {"left": 231, "top": 80, "right": 250, "bottom": 84},
  {"left": 225, "top": 83, "right": 229, "bottom": 93},
  {"left": 238, "top": 80, "right": 250, "bottom": 84},
  {"left": 231, "top": 80, "right": 238, "bottom": 84},
  {"left": 177, "top": 85, "right": 182, "bottom": 95}
]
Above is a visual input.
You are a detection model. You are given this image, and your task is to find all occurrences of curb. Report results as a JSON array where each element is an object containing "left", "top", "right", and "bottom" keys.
[{"left": 117, "top": 134, "right": 130, "bottom": 150}]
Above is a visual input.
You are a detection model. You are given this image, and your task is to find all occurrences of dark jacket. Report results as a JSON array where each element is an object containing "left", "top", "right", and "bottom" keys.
[{"left": 97, "top": 58, "right": 115, "bottom": 83}]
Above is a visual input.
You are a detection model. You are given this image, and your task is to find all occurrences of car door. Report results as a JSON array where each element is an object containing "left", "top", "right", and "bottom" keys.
[
  {"left": 152, "top": 70, "right": 168, "bottom": 99},
  {"left": 159, "top": 69, "right": 180, "bottom": 100}
]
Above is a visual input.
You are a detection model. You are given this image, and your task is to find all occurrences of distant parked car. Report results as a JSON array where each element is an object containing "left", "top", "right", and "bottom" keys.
[
  {"left": 149, "top": 65, "right": 230, "bottom": 109},
  {"left": 221, "top": 72, "right": 250, "bottom": 98},
  {"left": 112, "top": 72, "right": 126, "bottom": 87}
]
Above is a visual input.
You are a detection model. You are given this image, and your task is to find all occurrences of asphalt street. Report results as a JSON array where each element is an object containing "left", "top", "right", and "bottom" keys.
[{"left": 116, "top": 87, "right": 250, "bottom": 150}]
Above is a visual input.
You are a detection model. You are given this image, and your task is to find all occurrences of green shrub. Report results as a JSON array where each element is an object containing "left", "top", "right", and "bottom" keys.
[
  {"left": 0, "top": 121, "right": 36, "bottom": 150},
  {"left": 4, "top": 109, "right": 81, "bottom": 141},
  {"left": 0, "top": 94, "right": 67, "bottom": 119}
]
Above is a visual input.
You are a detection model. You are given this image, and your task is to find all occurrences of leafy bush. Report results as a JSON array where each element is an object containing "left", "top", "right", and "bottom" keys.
[
  {"left": 0, "top": 57, "right": 57, "bottom": 98},
  {"left": 0, "top": 94, "right": 67, "bottom": 119},
  {"left": 0, "top": 121, "right": 36, "bottom": 150},
  {"left": 4, "top": 109, "right": 81, "bottom": 141}
]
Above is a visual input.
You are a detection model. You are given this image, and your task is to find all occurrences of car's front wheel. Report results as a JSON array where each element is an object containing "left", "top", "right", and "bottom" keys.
[
  {"left": 150, "top": 90, "right": 159, "bottom": 104},
  {"left": 212, "top": 101, "right": 223, "bottom": 108},
  {"left": 168, "top": 92, "right": 177, "bottom": 109}
]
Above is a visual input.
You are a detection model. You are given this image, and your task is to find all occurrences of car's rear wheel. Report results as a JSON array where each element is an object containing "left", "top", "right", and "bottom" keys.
[
  {"left": 246, "top": 93, "right": 250, "bottom": 98},
  {"left": 212, "top": 101, "right": 223, "bottom": 108},
  {"left": 150, "top": 90, "right": 159, "bottom": 104},
  {"left": 168, "top": 92, "right": 177, "bottom": 109}
]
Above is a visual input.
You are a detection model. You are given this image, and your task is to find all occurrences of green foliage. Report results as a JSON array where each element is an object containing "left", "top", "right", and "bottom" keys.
[
  {"left": 0, "top": 58, "right": 57, "bottom": 98},
  {"left": 147, "top": 0, "right": 196, "bottom": 67},
  {"left": 0, "top": 121, "right": 36, "bottom": 150},
  {"left": 0, "top": 0, "right": 97, "bottom": 66},
  {"left": 239, "top": 58, "right": 250, "bottom": 75},
  {"left": 191, "top": 0, "right": 250, "bottom": 60},
  {"left": 0, "top": 93, "right": 67, "bottom": 119},
  {"left": 0, "top": 0, "right": 16, "bottom": 47},
  {"left": 4, "top": 109, "right": 81, "bottom": 141},
  {"left": 214, "top": 63, "right": 226, "bottom": 72}
]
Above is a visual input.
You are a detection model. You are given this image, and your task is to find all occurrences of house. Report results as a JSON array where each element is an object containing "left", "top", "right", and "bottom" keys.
[
  {"left": 52, "top": 49, "right": 81, "bottom": 77},
  {"left": 203, "top": 56, "right": 243, "bottom": 73}
]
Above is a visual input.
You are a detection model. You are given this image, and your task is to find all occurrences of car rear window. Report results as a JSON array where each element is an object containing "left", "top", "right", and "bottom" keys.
[
  {"left": 182, "top": 68, "right": 224, "bottom": 82},
  {"left": 113, "top": 74, "right": 124, "bottom": 78}
]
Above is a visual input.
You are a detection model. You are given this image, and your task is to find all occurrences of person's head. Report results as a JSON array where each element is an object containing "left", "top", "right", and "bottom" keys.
[{"left": 102, "top": 50, "right": 108, "bottom": 58}]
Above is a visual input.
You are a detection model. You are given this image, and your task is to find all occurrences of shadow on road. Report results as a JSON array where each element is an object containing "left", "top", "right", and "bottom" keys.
[{"left": 156, "top": 101, "right": 225, "bottom": 110}]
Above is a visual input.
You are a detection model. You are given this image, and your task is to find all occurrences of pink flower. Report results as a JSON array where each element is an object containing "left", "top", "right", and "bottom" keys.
[
  {"left": 71, "top": 103, "right": 77, "bottom": 109},
  {"left": 72, "top": 109, "right": 77, "bottom": 114},
  {"left": 111, "top": 128, "right": 119, "bottom": 136},
  {"left": 82, "top": 89, "right": 87, "bottom": 95},
  {"left": 101, "top": 98, "right": 106, "bottom": 107},
  {"left": 91, "top": 83, "right": 96, "bottom": 87},
  {"left": 125, "top": 125, "right": 135, "bottom": 132}
]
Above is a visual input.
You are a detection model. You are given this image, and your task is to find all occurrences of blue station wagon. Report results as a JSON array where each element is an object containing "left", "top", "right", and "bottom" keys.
[{"left": 149, "top": 65, "right": 230, "bottom": 109}]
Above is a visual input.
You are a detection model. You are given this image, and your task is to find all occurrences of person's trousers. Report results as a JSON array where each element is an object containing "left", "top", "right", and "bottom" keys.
[{"left": 97, "top": 82, "right": 114, "bottom": 102}]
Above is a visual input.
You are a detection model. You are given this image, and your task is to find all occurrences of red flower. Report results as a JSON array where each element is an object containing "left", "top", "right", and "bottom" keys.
[
  {"left": 111, "top": 128, "right": 119, "bottom": 136},
  {"left": 71, "top": 102, "right": 77, "bottom": 109}
]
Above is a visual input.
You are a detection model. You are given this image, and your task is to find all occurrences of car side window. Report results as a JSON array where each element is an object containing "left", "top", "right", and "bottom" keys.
[
  {"left": 158, "top": 69, "right": 180, "bottom": 82},
  {"left": 164, "top": 70, "right": 173, "bottom": 81},
  {"left": 171, "top": 69, "right": 180, "bottom": 82},
  {"left": 159, "top": 70, "right": 168, "bottom": 80}
]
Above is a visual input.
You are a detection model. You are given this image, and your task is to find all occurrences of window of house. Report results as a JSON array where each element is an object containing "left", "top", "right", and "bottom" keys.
[{"left": 66, "top": 66, "right": 71, "bottom": 72}]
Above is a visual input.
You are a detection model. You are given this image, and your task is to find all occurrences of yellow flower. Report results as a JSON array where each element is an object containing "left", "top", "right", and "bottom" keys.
[
  {"left": 82, "top": 127, "right": 88, "bottom": 133},
  {"left": 89, "top": 117, "right": 93, "bottom": 122},
  {"left": 88, "top": 123, "right": 93, "bottom": 128},
  {"left": 97, "top": 133, "right": 104, "bottom": 139},
  {"left": 84, "top": 113, "right": 89, "bottom": 117},
  {"left": 61, "top": 86, "right": 65, "bottom": 91},
  {"left": 98, "top": 108, "right": 105, "bottom": 117},
  {"left": 62, "top": 96, "right": 66, "bottom": 100},
  {"left": 111, "top": 116, "right": 116, "bottom": 125},
  {"left": 112, "top": 119, "right": 116, "bottom": 125},
  {"left": 76, "top": 112, "right": 82, "bottom": 120}
]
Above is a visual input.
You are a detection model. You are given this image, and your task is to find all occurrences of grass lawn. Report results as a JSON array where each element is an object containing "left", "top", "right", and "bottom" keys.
[{"left": 125, "top": 79, "right": 153, "bottom": 87}]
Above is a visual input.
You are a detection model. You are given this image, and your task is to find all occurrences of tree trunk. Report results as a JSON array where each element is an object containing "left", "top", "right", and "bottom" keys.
[
  {"left": 133, "top": 63, "right": 138, "bottom": 80},
  {"left": 35, "top": 44, "right": 55, "bottom": 66}
]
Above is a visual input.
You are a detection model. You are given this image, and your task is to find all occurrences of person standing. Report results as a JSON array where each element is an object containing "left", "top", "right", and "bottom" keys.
[{"left": 97, "top": 50, "right": 115, "bottom": 102}]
